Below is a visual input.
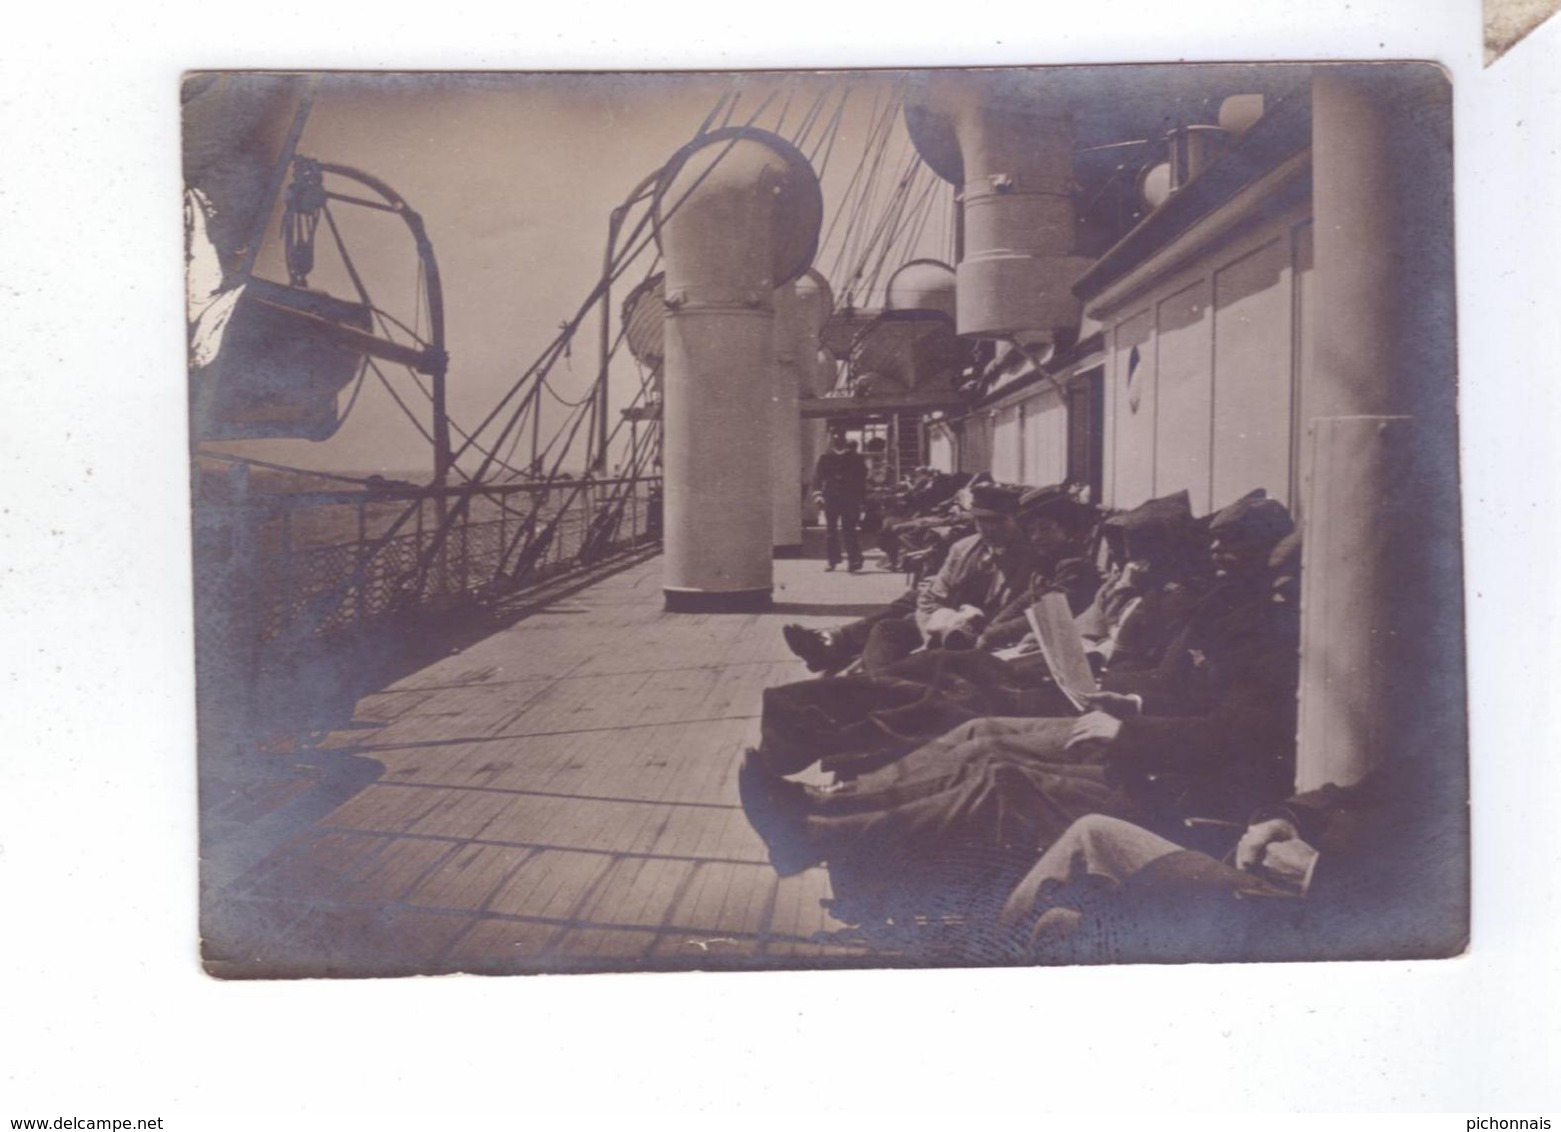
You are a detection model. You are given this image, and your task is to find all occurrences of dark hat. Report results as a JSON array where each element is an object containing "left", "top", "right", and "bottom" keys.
[
  {"left": 1018, "top": 483, "right": 1090, "bottom": 530},
  {"left": 968, "top": 482, "right": 1024, "bottom": 518},
  {"left": 1104, "top": 489, "right": 1194, "bottom": 535},
  {"left": 1208, "top": 491, "right": 1295, "bottom": 546},
  {"left": 1103, "top": 490, "right": 1198, "bottom": 567},
  {"left": 1017, "top": 483, "right": 1070, "bottom": 518}
]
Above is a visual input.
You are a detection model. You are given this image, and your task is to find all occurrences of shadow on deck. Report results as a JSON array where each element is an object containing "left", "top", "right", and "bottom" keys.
[{"left": 201, "top": 550, "right": 913, "bottom": 978}]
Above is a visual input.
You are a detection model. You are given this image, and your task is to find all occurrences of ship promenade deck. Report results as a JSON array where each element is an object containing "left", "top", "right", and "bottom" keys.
[{"left": 203, "top": 548, "right": 909, "bottom": 978}]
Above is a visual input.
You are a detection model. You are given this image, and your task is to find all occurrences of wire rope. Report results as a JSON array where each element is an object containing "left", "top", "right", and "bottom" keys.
[
  {"left": 335, "top": 357, "right": 371, "bottom": 426},
  {"left": 822, "top": 92, "right": 902, "bottom": 291},
  {"left": 452, "top": 94, "right": 780, "bottom": 481},
  {"left": 806, "top": 86, "right": 849, "bottom": 173},
  {"left": 790, "top": 80, "right": 834, "bottom": 151}
]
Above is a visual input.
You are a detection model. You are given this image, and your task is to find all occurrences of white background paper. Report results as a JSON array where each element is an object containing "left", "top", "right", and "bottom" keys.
[{"left": 3, "top": 0, "right": 1558, "bottom": 1117}]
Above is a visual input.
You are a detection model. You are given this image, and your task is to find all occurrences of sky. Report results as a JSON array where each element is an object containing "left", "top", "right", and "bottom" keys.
[{"left": 206, "top": 70, "right": 955, "bottom": 478}]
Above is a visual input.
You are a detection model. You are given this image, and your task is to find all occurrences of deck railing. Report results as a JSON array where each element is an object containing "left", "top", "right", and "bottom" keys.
[{"left": 197, "top": 475, "right": 662, "bottom": 649}]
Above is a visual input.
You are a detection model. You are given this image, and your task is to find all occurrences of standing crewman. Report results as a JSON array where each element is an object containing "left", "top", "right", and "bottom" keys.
[{"left": 812, "top": 430, "right": 869, "bottom": 572}]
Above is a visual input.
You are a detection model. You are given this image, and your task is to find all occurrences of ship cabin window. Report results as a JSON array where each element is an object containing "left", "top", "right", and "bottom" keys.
[{"left": 1067, "top": 366, "right": 1105, "bottom": 503}]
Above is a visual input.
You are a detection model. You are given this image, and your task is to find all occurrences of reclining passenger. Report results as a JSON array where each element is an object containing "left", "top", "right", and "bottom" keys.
[
  {"left": 969, "top": 484, "right": 1102, "bottom": 652},
  {"left": 757, "top": 484, "right": 1106, "bottom": 776},
  {"left": 878, "top": 470, "right": 978, "bottom": 571},
  {"left": 996, "top": 754, "right": 1464, "bottom": 964},
  {"left": 1078, "top": 489, "right": 1207, "bottom": 674},
  {"left": 739, "top": 495, "right": 1301, "bottom": 910},
  {"left": 782, "top": 481, "right": 1029, "bottom": 675}
]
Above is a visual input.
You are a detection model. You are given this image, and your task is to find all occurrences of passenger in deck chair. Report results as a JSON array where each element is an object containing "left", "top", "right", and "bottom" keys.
[
  {"left": 738, "top": 496, "right": 1299, "bottom": 901},
  {"left": 752, "top": 488, "right": 1203, "bottom": 779},
  {"left": 994, "top": 754, "right": 1464, "bottom": 965},
  {"left": 971, "top": 483, "right": 1102, "bottom": 652},
  {"left": 1076, "top": 489, "right": 1209, "bottom": 675},
  {"left": 878, "top": 470, "right": 977, "bottom": 572},
  {"left": 781, "top": 481, "right": 1029, "bottom": 675},
  {"left": 756, "top": 484, "right": 1107, "bottom": 777}
]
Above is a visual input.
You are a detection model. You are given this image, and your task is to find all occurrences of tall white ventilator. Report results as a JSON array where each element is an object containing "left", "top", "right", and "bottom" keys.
[
  {"left": 905, "top": 72, "right": 1092, "bottom": 346},
  {"left": 653, "top": 128, "right": 822, "bottom": 612}
]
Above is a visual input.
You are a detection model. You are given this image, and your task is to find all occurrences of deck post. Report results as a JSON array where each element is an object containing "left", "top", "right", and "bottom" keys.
[{"left": 1301, "top": 66, "right": 1463, "bottom": 790}]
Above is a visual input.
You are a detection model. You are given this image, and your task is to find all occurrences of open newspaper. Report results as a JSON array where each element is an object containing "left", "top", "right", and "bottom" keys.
[{"left": 1023, "top": 591, "right": 1099, "bottom": 712}]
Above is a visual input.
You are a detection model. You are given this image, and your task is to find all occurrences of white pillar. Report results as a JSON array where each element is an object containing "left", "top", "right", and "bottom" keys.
[
  {"left": 1300, "top": 67, "right": 1463, "bottom": 789},
  {"left": 656, "top": 130, "right": 821, "bottom": 612}
]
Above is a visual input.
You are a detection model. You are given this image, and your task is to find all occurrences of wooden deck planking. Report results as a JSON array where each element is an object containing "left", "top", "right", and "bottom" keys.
[
  {"left": 401, "top": 785, "right": 521, "bottom": 841},
  {"left": 482, "top": 847, "right": 617, "bottom": 922},
  {"left": 525, "top": 721, "right": 701, "bottom": 806},
  {"left": 547, "top": 928, "right": 664, "bottom": 965},
  {"left": 239, "top": 829, "right": 392, "bottom": 902},
  {"left": 345, "top": 835, "right": 464, "bottom": 904},
  {"left": 664, "top": 859, "right": 777, "bottom": 939},
  {"left": 402, "top": 842, "right": 538, "bottom": 913},
  {"left": 568, "top": 854, "right": 698, "bottom": 930},
  {"left": 373, "top": 740, "right": 537, "bottom": 789},
  {"left": 441, "top": 916, "right": 560, "bottom": 970},
  {"left": 317, "top": 781, "right": 449, "bottom": 835},
  {"left": 765, "top": 868, "right": 862, "bottom": 957},
  {"left": 351, "top": 681, "right": 554, "bottom": 748},
  {"left": 522, "top": 795, "right": 671, "bottom": 857},
  {"left": 211, "top": 555, "right": 905, "bottom": 975},
  {"left": 642, "top": 802, "right": 746, "bottom": 862},
  {"left": 469, "top": 790, "right": 581, "bottom": 850}
]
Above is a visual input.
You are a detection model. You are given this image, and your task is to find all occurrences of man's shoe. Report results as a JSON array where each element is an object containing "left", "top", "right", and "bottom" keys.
[
  {"left": 847, "top": 561, "right": 864, "bottom": 574},
  {"left": 736, "top": 749, "right": 821, "bottom": 877},
  {"left": 1028, "top": 906, "right": 1086, "bottom": 964},
  {"left": 824, "top": 562, "right": 838, "bottom": 572},
  {"left": 783, "top": 624, "right": 843, "bottom": 674}
]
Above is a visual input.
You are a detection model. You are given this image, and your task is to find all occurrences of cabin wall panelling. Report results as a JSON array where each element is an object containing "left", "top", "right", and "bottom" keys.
[
  {"left": 1021, "top": 385, "right": 1069, "bottom": 487},
  {"left": 991, "top": 404, "right": 1023, "bottom": 483},
  {"left": 957, "top": 412, "right": 992, "bottom": 476},
  {"left": 1098, "top": 202, "right": 1312, "bottom": 516},
  {"left": 1212, "top": 235, "right": 1296, "bottom": 510},
  {"left": 927, "top": 423, "right": 956, "bottom": 473},
  {"left": 1106, "top": 307, "right": 1155, "bottom": 509},
  {"left": 1153, "top": 279, "right": 1215, "bottom": 512}
]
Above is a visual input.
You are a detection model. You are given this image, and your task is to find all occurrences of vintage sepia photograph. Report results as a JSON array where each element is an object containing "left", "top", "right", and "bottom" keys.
[{"left": 187, "top": 64, "right": 1469, "bottom": 979}]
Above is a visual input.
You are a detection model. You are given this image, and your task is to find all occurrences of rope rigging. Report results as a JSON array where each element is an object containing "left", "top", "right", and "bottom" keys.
[{"left": 450, "top": 93, "right": 791, "bottom": 487}]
